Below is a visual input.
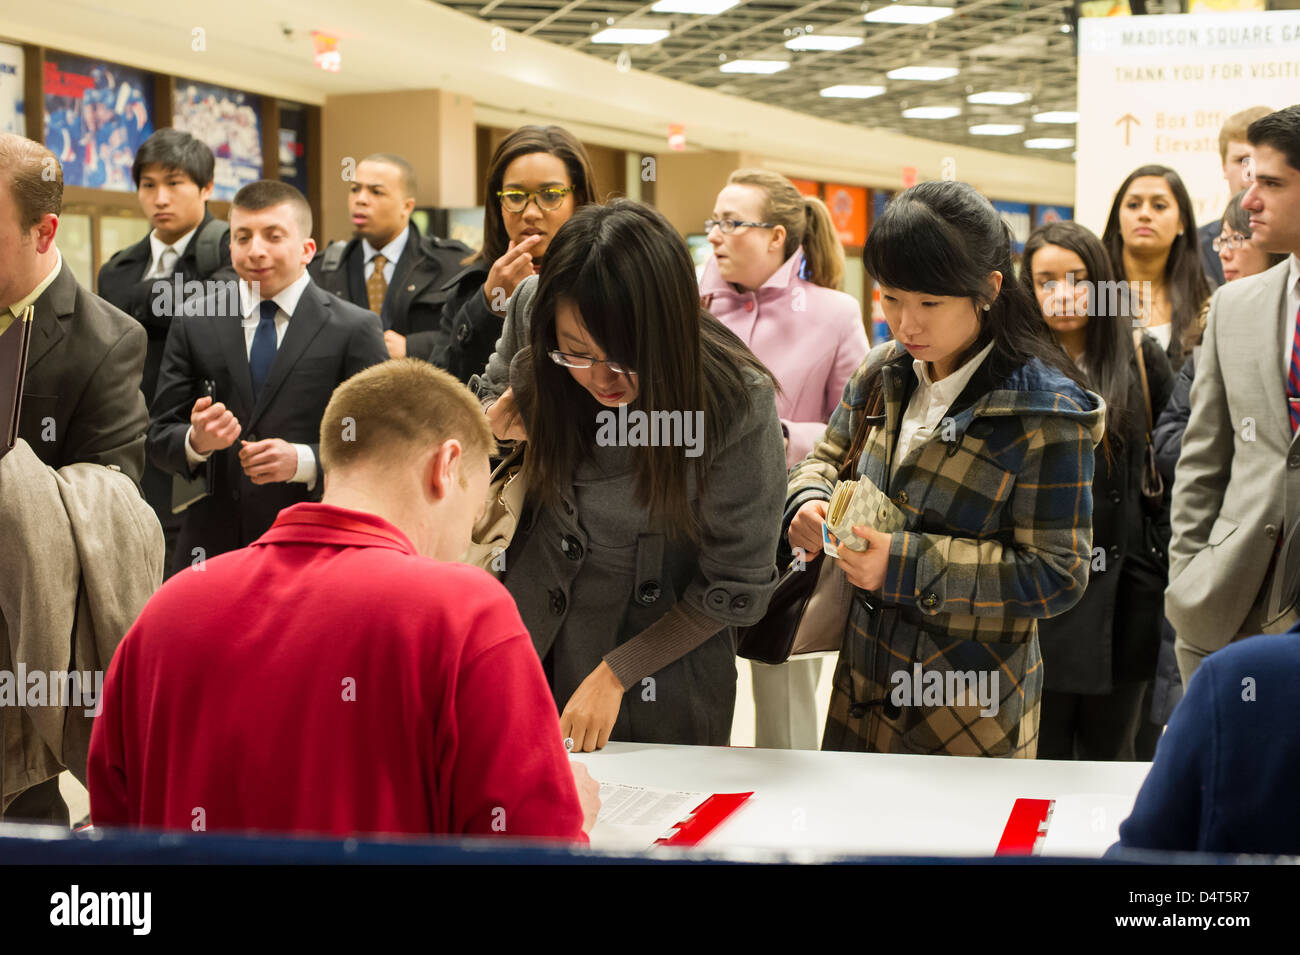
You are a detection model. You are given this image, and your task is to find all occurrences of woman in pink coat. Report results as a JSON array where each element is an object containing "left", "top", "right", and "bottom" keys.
[
  {"left": 700, "top": 169, "right": 869, "bottom": 750},
  {"left": 700, "top": 170, "right": 868, "bottom": 471}
]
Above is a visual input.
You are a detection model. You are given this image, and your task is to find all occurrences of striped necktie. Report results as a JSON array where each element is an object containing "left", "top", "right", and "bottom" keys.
[{"left": 1289, "top": 303, "right": 1300, "bottom": 434}]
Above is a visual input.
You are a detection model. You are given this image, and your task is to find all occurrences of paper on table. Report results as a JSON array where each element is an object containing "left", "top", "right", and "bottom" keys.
[
  {"left": 586, "top": 782, "right": 706, "bottom": 850},
  {"left": 1039, "top": 793, "right": 1137, "bottom": 856}
]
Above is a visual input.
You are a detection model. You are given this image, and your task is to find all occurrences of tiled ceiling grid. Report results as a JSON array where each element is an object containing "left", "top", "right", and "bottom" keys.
[{"left": 439, "top": 0, "right": 1082, "bottom": 158}]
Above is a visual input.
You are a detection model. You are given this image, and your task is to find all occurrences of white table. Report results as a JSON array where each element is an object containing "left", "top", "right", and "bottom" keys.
[{"left": 572, "top": 743, "right": 1153, "bottom": 858}]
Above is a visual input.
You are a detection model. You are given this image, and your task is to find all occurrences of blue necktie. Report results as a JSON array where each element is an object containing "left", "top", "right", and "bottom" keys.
[{"left": 249, "top": 300, "right": 278, "bottom": 398}]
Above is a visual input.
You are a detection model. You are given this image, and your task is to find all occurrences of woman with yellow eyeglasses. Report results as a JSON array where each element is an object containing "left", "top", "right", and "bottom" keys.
[{"left": 430, "top": 125, "right": 600, "bottom": 384}]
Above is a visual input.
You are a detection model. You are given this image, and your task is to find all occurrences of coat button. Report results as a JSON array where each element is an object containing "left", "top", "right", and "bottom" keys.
[
  {"left": 1266, "top": 524, "right": 1278, "bottom": 538},
  {"left": 231, "top": 490, "right": 240, "bottom": 501},
  {"left": 1290, "top": 454, "right": 1300, "bottom": 470},
  {"left": 561, "top": 535, "right": 583, "bottom": 561},
  {"left": 1108, "top": 489, "right": 1122, "bottom": 504},
  {"left": 549, "top": 589, "right": 567, "bottom": 615},
  {"left": 730, "top": 594, "right": 751, "bottom": 613},
  {"left": 921, "top": 593, "right": 939, "bottom": 609},
  {"left": 894, "top": 491, "right": 908, "bottom": 505},
  {"left": 706, "top": 588, "right": 728, "bottom": 610},
  {"left": 1109, "top": 545, "right": 1121, "bottom": 562},
  {"left": 246, "top": 432, "right": 258, "bottom": 442},
  {"left": 637, "top": 581, "right": 661, "bottom": 605},
  {"left": 456, "top": 322, "right": 471, "bottom": 343}
]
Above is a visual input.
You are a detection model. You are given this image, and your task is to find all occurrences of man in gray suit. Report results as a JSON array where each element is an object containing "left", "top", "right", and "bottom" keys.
[{"left": 1167, "top": 104, "right": 1300, "bottom": 684}]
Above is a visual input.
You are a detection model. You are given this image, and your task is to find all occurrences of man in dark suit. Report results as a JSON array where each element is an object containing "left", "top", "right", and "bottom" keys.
[
  {"left": 1197, "top": 105, "right": 1273, "bottom": 290},
  {"left": 0, "top": 134, "right": 149, "bottom": 824},
  {"left": 148, "top": 180, "right": 387, "bottom": 576},
  {"left": 308, "top": 152, "right": 472, "bottom": 363},
  {"left": 98, "top": 128, "right": 236, "bottom": 572}
]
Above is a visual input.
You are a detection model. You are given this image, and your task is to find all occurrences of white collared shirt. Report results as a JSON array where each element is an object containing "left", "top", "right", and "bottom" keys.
[
  {"left": 183, "top": 269, "right": 317, "bottom": 489},
  {"left": 3, "top": 251, "right": 62, "bottom": 334},
  {"left": 893, "top": 339, "right": 996, "bottom": 476},
  {"left": 362, "top": 228, "right": 409, "bottom": 285},
  {"left": 144, "top": 224, "right": 199, "bottom": 280},
  {"left": 1280, "top": 254, "right": 1300, "bottom": 382}
]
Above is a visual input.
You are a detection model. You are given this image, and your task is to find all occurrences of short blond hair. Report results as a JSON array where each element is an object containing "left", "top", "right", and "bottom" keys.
[
  {"left": 1220, "top": 106, "right": 1273, "bottom": 162},
  {"left": 0, "top": 133, "right": 62, "bottom": 229},
  {"left": 320, "top": 359, "right": 495, "bottom": 474}
]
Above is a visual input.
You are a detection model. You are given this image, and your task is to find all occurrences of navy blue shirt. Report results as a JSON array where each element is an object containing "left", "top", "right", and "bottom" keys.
[{"left": 1110, "top": 625, "right": 1300, "bottom": 855}]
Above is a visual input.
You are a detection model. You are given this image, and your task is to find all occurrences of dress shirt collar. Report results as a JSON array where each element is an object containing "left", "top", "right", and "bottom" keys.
[
  {"left": 239, "top": 270, "right": 313, "bottom": 320},
  {"left": 148, "top": 222, "right": 199, "bottom": 272},
  {"left": 362, "top": 226, "right": 409, "bottom": 267},
  {"left": 1289, "top": 253, "right": 1300, "bottom": 299},
  {"left": 9, "top": 250, "right": 63, "bottom": 318},
  {"left": 912, "top": 338, "right": 996, "bottom": 407}
]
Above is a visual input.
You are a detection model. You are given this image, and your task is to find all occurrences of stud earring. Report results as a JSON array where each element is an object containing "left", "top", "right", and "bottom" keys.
[{"left": 982, "top": 303, "right": 991, "bottom": 311}]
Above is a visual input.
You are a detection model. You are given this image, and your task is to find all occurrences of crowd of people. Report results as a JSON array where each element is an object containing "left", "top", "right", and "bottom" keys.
[{"left": 2, "top": 99, "right": 1298, "bottom": 855}]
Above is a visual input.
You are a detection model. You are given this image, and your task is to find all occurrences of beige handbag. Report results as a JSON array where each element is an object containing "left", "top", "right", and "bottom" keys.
[{"left": 462, "top": 444, "right": 527, "bottom": 576}]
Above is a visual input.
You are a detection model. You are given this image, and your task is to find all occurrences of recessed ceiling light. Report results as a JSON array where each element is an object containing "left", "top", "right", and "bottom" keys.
[
  {"left": 903, "top": 105, "right": 961, "bottom": 119},
  {"left": 591, "top": 28, "right": 671, "bottom": 44},
  {"left": 969, "top": 123, "right": 1025, "bottom": 135},
  {"left": 967, "top": 90, "right": 1031, "bottom": 105},
  {"left": 1025, "top": 137, "right": 1075, "bottom": 149},
  {"left": 785, "top": 34, "right": 863, "bottom": 51},
  {"left": 1033, "top": 110, "right": 1079, "bottom": 124},
  {"left": 864, "top": 5, "right": 954, "bottom": 24},
  {"left": 821, "top": 84, "right": 886, "bottom": 98},
  {"left": 650, "top": 0, "right": 739, "bottom": 13},
  {"left": 887, "top": 65, "right": 959, "bottom": 81},
  {"left": 719, "top": 59, "right": 790, "bottom": 74}
]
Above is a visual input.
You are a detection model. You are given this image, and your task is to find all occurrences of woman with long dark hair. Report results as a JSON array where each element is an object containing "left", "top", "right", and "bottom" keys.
[
  {"left": 1022, "top": 221, "right": 1173, "bottom": 760},
  {"left": 1101, "top": 164, "right": 1211, "bottom": 368},
  {"left": 785, "top": 180, "right": 1104, "bottom": 756},
  {"left": 500, "top": 199, "right": 787, "bottom": 750},
  {"left": 432, "top": 125, "right": 599, "bottom": 384}
]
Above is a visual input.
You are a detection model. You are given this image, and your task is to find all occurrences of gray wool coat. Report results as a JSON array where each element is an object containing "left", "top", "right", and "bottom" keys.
[{"left": 474, "top": 276, "right": 788, "bottom": 744}]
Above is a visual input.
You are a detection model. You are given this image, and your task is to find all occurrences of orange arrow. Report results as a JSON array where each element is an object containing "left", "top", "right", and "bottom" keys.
[{"left": 1116, "top": 113, "right": 1141, "bottom": 146}]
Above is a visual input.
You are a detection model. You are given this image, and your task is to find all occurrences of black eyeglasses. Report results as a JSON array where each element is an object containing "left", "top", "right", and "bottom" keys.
[
  {"left": 704, "top": 218, "right": 776, "bottom": 235},
  {"left": 548, "top": 350, "right": 636, "bottom": 376},
  {"left": 498, "top": 186, "right": 575, "bottom": 213}
]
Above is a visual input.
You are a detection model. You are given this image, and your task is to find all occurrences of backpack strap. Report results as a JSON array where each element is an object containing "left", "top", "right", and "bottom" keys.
[
  {"left": 320, "top": 240, "right": 349, "bottom": 273},
  {"left": 194, "top": 218, "right": 229, "bottom": 277}
]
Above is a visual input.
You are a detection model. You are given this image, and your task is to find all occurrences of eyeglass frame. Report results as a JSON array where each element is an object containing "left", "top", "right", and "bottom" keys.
[
  {"left": 548, "top": 349, "right": 636, "bottom": 376},
  {"left": 1212, "top": 233, "right": 1249, "bottom": 253},
  {"left": 704, "top": 218, "right": 777, "bottom": 235},
  {"left": 496, "top": 185, "right": 576, "bottom": 213}
]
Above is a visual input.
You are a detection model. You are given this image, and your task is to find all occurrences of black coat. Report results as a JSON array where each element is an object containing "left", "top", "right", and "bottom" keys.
[
  {"left": 427, "top": 262, "right": 510, "bottom": 385},
  {"left": 1152, "top": 352, "right": 1196, "bottom": 486},
  {"left": 1036, "top": 334, "right": 1174, "bottom": 694},
  {"left": 1198, "top": 219, "right": 1225, "bottom": 291},
  {"left": 307, "top": 223, "right": 477, "bottom": 366},
  {"left": 97, "top": 211, "right": 234, "bottom": 404},
  {"left": 97, "top": 211, "right": 235, "bottom": 544},
  {"left": 19, "top": 262, "right": 148, "bottom": 485},
  {"left": 147, "top": 279, "right": 388, "bottom": 573}
]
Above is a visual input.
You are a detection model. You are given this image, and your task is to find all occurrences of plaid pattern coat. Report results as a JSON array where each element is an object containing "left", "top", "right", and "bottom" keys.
[{"left": 786, "top": 340, "right": 1105, "bottom": 757}]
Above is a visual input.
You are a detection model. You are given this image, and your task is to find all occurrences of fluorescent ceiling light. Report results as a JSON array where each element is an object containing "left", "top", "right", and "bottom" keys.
[
  {"left": 865, "top": 5, "right": 954, "bottom": 24},
  {"left": 967, "top": 90, "right": 1031, "bottom": 105},
  {"left": 903, "top": 105, "right": 961, "bottom": 119},
  {"left": 1033, "top": 110, "right": 1080, "bottom": 124},
  {"left": 1025, "top": 137, "right": 1075, "bottom": 149},
  {"left": 719, "top": 59, "right": 790, "bottom": 74},
  {"left": 591, "top": 28, "right": 670, "bottom": 44},
  {"left": 650, "top": 0, "right": 739, "bottom": 13},
  {"left": 785, "top": 34, "right": 863, "bottom": 51},
  {"left": 821, "top": 84, "right": 886, "bottom": 98},
  {"left": 887, "top": 65, "right": 959, "bottom": 81},
  {"left": 969, "top": 123, "right": 1025, "bottom": 136}
]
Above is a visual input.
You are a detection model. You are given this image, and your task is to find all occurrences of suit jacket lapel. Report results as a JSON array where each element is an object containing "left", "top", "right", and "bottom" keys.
[
  {"left": 1255, "top": 265, "right": 1293, "bottom": 446},
  {"left": 24, "top": 263, "right": 76, "bottom": 373},
  {"left": 217, "top": 305, "right": 255, "bottom": 419},
  {"left": 248, "top": 282, "right": 327, "bottom": 427},
  {"left": 384, "top": 225, "right": 429, "bottom": 323},
  {"left": 346, "top": 241, "right": 366, "bottom": 308}
]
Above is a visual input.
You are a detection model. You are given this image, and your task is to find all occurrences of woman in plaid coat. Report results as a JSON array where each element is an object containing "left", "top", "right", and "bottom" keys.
[{"left": 786, "top": 181, "right": 1105, "bottom": 757}]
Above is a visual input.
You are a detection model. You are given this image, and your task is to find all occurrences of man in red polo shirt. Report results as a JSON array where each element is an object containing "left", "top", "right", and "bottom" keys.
[{"left": 88, "top": 358, "right": 596, "bottom": 840}]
